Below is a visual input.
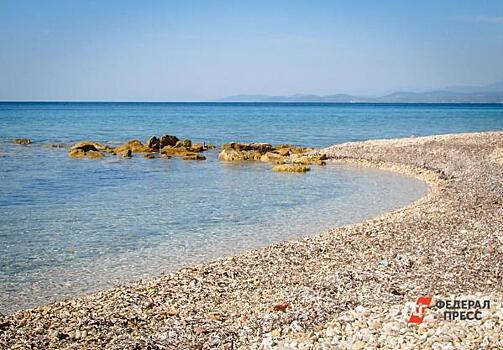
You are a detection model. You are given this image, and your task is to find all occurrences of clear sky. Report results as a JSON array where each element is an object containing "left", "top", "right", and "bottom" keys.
[{"left": 1, "top": 0, "right": 503, "bottom": 101}]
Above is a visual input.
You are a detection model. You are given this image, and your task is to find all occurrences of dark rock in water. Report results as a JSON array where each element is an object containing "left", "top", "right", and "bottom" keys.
[
  {"left": 147, "top": 136, "right": 160, "bottom": 150},
  {"left": 12, "top": 138, "right": 32, "bottom": 145},
  {"left": 144, "top": 153, "right": 156, "bottom": 159},
  {"left": 160, "top": 134, "right": 179, "bottom": 148},
  {"left": 122, "top": 149, "right": 132, "bottom": 158}
]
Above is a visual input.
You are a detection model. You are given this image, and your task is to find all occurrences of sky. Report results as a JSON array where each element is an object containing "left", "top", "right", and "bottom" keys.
[{"left": 1, "top": 0, "right": 503, "bottom": 101}]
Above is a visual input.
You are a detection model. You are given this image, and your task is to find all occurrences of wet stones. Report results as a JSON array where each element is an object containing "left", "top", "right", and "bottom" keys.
[
  {"left": 273, "top": 164, "right": 311, "bottom": 173},
  {"left": 218, "top": 142, "right": 325, "bottom": 173},
  {"left": 147, "top": 136, "right": 160, "bottom": 150},
  {"left": 11, "top": 138, "right": 32, "bottom": 145},
  {"left": 114, "top": 140, "right": 153, "bottom": 154},
  {"left": 160, "top": 134, "right": 180, "bottom": 148},
  {"left": 68, "top": 141, "right": 112, "bottom": 159}
]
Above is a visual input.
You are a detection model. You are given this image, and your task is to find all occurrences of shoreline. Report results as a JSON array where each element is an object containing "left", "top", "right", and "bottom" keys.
[{"left": 1, "top": 131, "right": 502, "bottom": 349}]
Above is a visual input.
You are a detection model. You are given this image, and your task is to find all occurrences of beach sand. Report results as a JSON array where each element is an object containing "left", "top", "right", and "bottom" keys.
[{"left": 1, "top": 131, "right": 502, "bottom": 349}]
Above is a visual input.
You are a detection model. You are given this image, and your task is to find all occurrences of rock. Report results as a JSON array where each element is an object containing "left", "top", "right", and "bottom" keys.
[
  {"left": 271, "top": 301, "right": 290, "bottom": 312},
  {"left": 68, "top": 146, "right": 103, "bottom": 159},
  {"left": 147, "top": 136, "right": 160, "bottom": 150},
  {"left": 273, "top": 164, "right": 310, "bottom": 173},
  {"left": 222, "top": 142, "right": 273, "bottom": 153},
  {"left": 271, "top": 329, "right": 281, "bottom": 337},
  {"left": 114, "top": 140, "right": 152, "bottom": 153},
  {"left": 182, "top": 154, "right": 206, "bottom": 161},
  {"left": 176, "top": 139, "right": 192, "bottom": 148},
  {"left": 86, "top": 150, "right": 104, "bottom": 159},
  {"left": 276, "top": 148, "right": 292, "bottom": 156},
  {"left": 122, "top": 149, "right": 132, "bottom": 158},
  {"left": 218, "top": 148, "right": 262, "bottom": 161},
  {"left": 260, "top": 152, "right": 288, "bottom": 164},
  {"left": 144, "top": 153, "right": 156, "bottom": 159},
  {"left": 160, "top": 134, "right": 180, "bottom": 148},
  {"left": 70, "top": 141, "right": 111, "bottom": 153},
  {"left": 190, "top": 143, "right": 206, "bottom": 153},
  {"left": 291, "top": 154, "right": 327, "bottom": 166},
  {"left": 161, "top": 146, "right": 197, "bottom": 157},
  {"left": 274, "top": 145, "right": 313, "bottom": 155},
  {"left": 68, "top": 149, "right": 86, "bottom": 158},
  {"left": 12, "top": 138, "right": 32, "bottom": 145}
]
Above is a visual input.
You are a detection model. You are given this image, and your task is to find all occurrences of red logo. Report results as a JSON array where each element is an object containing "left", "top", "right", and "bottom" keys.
[{"left": 408, "top": 296, "right": 433, "bottom": 324}]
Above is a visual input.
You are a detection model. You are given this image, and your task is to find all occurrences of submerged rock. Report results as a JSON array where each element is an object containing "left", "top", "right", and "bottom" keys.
[
  {"left": 86, "top": 150, "right": 104, "bottom": 159},
  {"left": 44, "top": 143, "right": 67, "bottom": 149},
  {"left": 273, "top": 164, "right": 311, "bottom": 173},
  {"left": 182, "top": 154, "right": 206, "bottom": 161},
  {"left": 12, "top": 138, "right": 32, "bottom": 145},
  {"left": 144, "top": 153, "right": 156, "bottom": 159}
]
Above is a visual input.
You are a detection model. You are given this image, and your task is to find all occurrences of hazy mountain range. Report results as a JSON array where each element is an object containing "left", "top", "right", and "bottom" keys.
[{"left": 218, "top": 81, "right": 503, "bottom": 103}]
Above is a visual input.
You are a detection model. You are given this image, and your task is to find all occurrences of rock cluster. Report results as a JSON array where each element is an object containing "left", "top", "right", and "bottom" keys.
[
  {"left": 67, "top": 135, "right": 213, "bottom": 161},
  {"left": 219, "top": 142, "right": 325, "bottom": 172}
]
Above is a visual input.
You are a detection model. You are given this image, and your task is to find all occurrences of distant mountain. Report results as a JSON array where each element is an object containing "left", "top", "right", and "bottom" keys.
[{"left": 218, "top": 81, "right": 503, "bottom": 103}]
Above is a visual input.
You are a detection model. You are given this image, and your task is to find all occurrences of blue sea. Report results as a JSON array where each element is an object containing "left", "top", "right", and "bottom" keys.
[{"left": 1, "top": 102, "right": 502, "bottom": 313}]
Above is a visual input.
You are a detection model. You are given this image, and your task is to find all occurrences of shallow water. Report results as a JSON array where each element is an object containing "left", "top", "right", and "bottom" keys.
[{"left": 1, "top": 102, "right": 501, "bottom": 313}]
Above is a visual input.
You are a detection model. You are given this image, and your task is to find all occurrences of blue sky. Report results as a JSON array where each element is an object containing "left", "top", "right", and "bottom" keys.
[{"left": 1, "top": 0, "right": 503, "bottom": 101}]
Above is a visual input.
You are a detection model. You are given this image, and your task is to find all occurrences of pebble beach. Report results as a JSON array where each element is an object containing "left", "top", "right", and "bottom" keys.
[{"left": 1, "top": 131, "right": 502, "bottom": 349}]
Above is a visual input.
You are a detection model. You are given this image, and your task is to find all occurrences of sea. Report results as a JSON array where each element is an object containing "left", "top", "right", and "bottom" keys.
[{"left": 1, "top": 102, "right": 502, "bottom": 313}]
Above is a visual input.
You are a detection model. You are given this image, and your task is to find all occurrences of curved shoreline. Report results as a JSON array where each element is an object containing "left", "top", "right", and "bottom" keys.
[{"left": 1, "top": 131, "right": 502, "bottom": 349}]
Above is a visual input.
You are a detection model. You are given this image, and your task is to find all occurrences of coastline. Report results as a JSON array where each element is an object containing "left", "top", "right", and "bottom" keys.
[{"left": 1, "top": 131, "right": 502, "bottom": 349}]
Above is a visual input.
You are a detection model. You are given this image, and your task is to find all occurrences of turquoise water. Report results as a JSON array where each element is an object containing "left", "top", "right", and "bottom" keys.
[{"left": 0, "top": 102, "right": 502, "bottom": 313}]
